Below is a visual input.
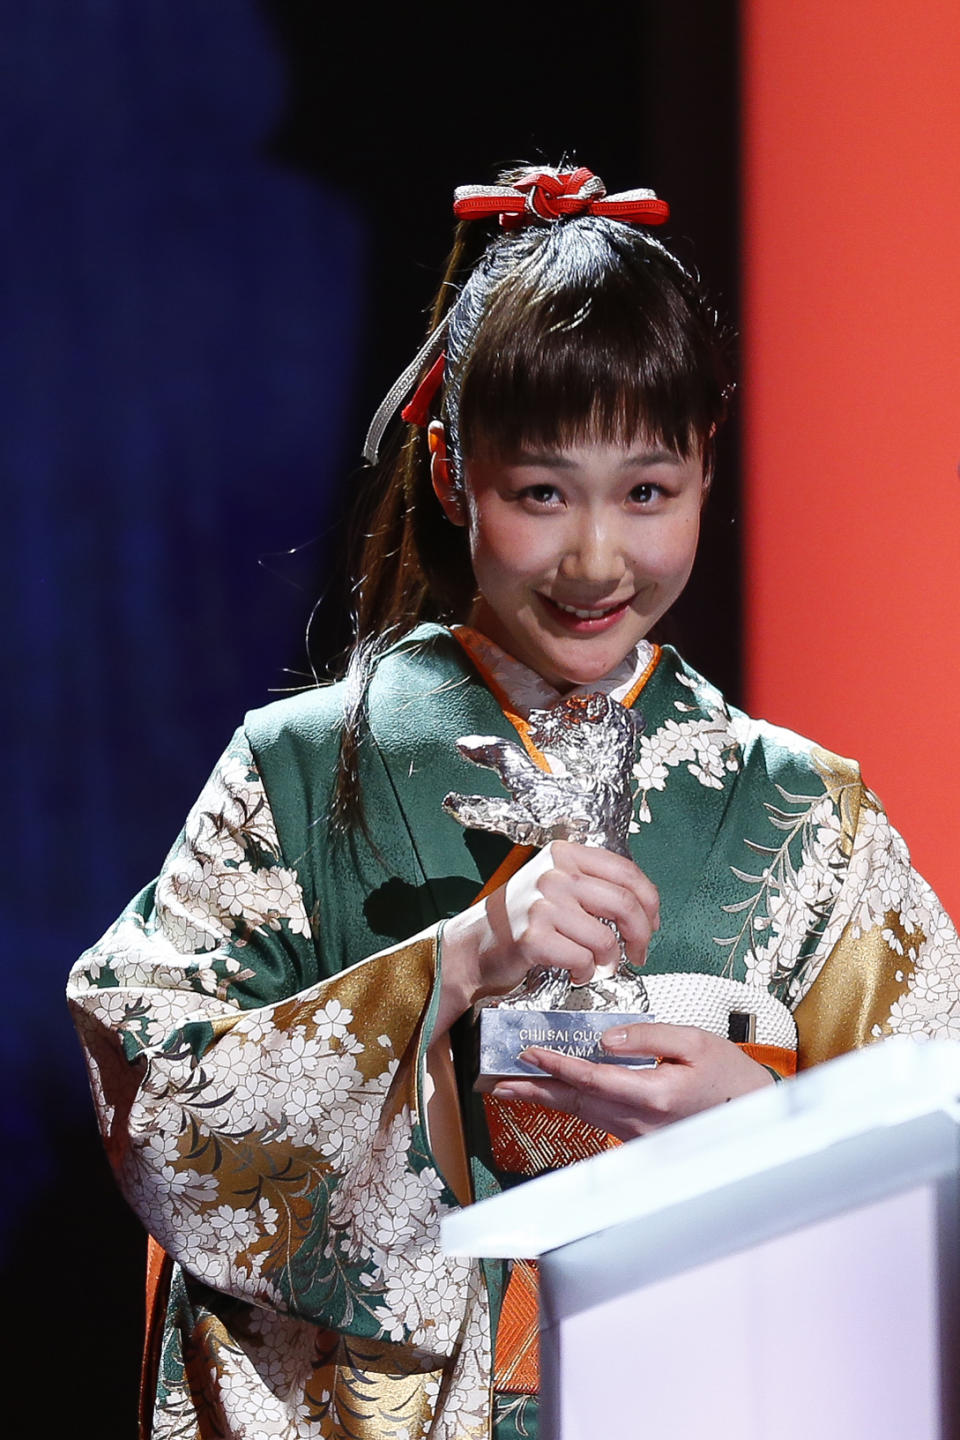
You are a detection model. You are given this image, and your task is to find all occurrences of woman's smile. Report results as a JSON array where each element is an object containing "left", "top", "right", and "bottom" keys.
[
  {"left": 432, "top": 432, "right": 708, "bottom": 690},
  {"left": 537, "top": 591, "right": 638, "bottom": 632}
]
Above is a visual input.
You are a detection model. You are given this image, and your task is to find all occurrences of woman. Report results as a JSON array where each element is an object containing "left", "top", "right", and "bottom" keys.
[{"left": 68, "top": 165, "right": 960, "bottom": 1439}]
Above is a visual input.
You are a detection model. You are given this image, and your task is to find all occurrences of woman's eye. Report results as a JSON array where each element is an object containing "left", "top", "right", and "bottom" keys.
[
  {"left": 629, "top": 483, "right": 660, "bottom": 505},
  {"left": 520, "top": 484, "right": 561, "bottom": 505}
]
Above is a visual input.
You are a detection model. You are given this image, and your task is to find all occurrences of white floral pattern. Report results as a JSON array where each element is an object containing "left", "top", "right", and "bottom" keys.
[
  {"left": 67, "top": 731, "right": 489, "bottom": 1439},
  {"left": 631, "top": 675, "right": 740, "bottom": 824},
  {"left": 716, "top": 787, "right": 847, "bottom": 993}
]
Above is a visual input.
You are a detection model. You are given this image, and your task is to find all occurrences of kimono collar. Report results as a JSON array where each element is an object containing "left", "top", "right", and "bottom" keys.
[{"left": 453, "top": 626, "right": 658, "bottom": 720}]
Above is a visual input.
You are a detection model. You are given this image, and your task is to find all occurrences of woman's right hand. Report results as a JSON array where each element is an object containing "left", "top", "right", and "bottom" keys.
[{"left": 434, "top": 840, "right": 660, "bottom": 1038}]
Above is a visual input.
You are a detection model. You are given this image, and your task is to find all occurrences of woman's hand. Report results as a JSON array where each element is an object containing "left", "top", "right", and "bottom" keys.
[
  {"left": 490, "top": 1022, "right": 775, "bottom": 1139},
  {"left": 435, "top": 841, "right": 659, "bottom": 1038}
]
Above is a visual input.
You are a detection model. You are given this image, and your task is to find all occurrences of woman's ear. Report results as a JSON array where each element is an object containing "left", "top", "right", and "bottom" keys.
[{"left": 428, "top": 421, "right": 466, "bottom": 526}]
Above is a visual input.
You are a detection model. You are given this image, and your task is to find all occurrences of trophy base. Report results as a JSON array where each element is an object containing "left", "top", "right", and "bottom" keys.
[{"left": 475, "top": 1007, "right": 658, "bottom": 1092}]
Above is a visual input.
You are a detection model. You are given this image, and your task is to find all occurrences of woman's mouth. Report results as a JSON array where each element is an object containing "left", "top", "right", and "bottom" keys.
[{"left": 538, "top": 593, "right": 635, "bottom": 632}]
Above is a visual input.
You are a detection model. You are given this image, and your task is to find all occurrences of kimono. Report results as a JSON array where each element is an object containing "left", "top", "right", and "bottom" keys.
[{"left": 67, "top": 623, "right": 960, "bottom": 1440}]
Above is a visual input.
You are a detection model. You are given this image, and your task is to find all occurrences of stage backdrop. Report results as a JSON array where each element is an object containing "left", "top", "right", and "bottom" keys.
[{"left": 742, "top": 0, "right": 960, "bottom": 922}]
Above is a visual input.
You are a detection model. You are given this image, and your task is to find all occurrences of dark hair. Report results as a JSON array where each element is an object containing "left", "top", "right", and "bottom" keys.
[
  {"left": 446, "top": 216, "right": 729, "bottom": 473},
  {"left": 333, "top": 170, "right": 733, "bottom": 830}
]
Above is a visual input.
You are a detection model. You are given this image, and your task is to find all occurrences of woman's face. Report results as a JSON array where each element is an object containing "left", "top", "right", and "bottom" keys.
[{"left": 431, "top": 427, "right": 707, "bottom": 690}]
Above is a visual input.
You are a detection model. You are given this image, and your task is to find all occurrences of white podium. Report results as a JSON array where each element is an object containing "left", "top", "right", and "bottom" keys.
[{"left": 443, "top": 1038, "right": 960, "bottom": 1440}]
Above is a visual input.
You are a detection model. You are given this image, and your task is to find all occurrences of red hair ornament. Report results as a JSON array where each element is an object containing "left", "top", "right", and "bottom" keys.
[
  {"left": 400, "top": 350, "right": 446, "bottom": 427},
  {"left": 453, "top": 166, "right": 670, "bottom": 230}
]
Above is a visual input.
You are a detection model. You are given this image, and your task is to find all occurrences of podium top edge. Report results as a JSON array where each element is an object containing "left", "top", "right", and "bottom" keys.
[{"left": 442, "top": 1037, "right": 960, "bottom": 1258}]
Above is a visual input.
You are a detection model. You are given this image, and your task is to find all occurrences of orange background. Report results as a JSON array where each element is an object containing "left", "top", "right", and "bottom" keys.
[{"left": 742, "top": 1, "right": 960, "bottom": 920}]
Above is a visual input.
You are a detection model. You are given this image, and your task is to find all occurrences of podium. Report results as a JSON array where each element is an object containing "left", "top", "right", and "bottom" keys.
[{"left": 443, "top": 1038, "right": 960, "bottom": 1440}]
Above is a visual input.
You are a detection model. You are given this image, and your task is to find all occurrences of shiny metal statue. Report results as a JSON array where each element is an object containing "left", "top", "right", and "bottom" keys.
[{"left": 443, "top": 692, "right": 650, "bottom": 1014}]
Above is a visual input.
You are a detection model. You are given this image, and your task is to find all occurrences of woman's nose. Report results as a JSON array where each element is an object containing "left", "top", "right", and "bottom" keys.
[{"left": 558, "top": 520, "right": 625, "bottom": 584}]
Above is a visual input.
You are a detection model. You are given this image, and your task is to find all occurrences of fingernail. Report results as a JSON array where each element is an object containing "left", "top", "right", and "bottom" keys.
[
  {"left": 604, "top": 1027, "right": 629, "bottom": 1048},
  {"left": 492, "top": 1085, "right": 521, "bottom": 1101}
]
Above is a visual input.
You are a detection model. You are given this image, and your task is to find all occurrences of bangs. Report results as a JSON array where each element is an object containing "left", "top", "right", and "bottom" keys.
[{"left": 449, "top": 218, "right": 729, "bottom": 464}]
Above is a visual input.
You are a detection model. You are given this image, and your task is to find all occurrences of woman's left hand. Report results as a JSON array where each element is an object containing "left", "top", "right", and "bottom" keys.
[{"left": 490, "top": 1022, "right": 775, "bottom": 1140}]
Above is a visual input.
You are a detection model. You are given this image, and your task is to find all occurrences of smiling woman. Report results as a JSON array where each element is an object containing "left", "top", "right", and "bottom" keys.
[{"left": 67, "top": 163, "right": 960, "bottom": 1440}]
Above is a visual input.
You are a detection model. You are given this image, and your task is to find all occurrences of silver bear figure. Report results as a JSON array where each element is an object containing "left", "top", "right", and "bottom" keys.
[{"left": 443, "top": 692, "right": 650, "bottom": 1012}]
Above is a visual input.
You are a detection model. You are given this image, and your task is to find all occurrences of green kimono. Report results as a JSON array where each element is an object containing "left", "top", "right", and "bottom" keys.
[{"left": 67, "top": 624, "right": 960, "bottom": 1439}]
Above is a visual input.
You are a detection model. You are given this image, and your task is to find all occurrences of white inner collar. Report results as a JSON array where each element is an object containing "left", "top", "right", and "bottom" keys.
[{"left": 457, "top": 628, "right": 655, "bottom": 720}]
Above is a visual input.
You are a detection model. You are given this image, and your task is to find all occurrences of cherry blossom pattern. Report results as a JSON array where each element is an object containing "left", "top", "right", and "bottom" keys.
[
  {"left": 631, "top": 672, "right": 740, "bottom": 825},
  {"left": 67, "top": 732, "right": 491, "bottom": 1439}
]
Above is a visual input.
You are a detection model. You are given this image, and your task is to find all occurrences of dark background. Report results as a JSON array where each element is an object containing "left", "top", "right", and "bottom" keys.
[{"left": 2, "top": 3, "right": 738, "bottom": 1427}]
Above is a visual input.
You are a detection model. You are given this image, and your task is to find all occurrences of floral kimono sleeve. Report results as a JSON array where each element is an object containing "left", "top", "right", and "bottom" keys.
[
  {"left": 784, "top": 775, "right": 960, "bottom": 1066},
  {"left": 67, "top": 730, "right": 491, "bottom": 1439}
]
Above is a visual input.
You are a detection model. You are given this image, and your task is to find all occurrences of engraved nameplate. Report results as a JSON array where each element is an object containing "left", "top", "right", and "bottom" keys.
[{"left": 476, "top": 1007, "right": 658, "bottom": 1091}]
